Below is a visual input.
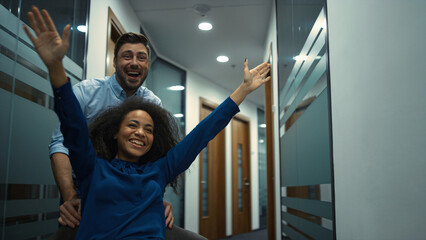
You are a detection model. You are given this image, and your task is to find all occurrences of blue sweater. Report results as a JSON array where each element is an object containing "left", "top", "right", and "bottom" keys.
[{"left": 53, "top": 81, "right": 239, "bottom": 239}]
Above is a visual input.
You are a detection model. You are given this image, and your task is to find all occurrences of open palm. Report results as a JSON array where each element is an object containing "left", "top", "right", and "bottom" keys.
[
  {"left": 243, "top": 60, "right": 271, "bottom": 93},
  {"left": 23, "top": 6, "right": 70, "bottom": 67}
]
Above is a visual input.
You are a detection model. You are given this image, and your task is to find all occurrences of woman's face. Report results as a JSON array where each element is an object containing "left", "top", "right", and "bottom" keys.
[{"left": 114, "top": 110, "right": 154, "bottom": 162}]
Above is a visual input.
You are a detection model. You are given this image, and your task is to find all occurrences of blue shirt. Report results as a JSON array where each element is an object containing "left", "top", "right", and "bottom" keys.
[
  {"left": 49, "top": 74, "right": 162, "bottom": 156},
  {"left": 53, "top": 81, "right": 239, "bottom": 239}
]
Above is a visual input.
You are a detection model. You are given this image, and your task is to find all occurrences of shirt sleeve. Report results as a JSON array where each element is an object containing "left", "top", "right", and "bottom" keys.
[
  {"left": 49, "top": 82, "right": 87, "bottom": 157},
  {"left": 160, "top": 97, "right": 239, "bottom": 184},
  {"left": 142, "top": 87, "right": 162, "bottom": 107},
  {"left": 53, "top": 80, "right": 95, "bottom": 180}
]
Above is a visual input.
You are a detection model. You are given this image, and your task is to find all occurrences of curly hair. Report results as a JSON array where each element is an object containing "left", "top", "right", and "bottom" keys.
[{"left": 89, "top": 97, "right": 181, "bottom": 191}]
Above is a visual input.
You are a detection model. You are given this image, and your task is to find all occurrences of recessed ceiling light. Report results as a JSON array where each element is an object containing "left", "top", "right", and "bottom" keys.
[
  {"left": 174, "top": 113, "right": 184, "bottom": 118},
  {"left": 77, "top": 25, "right": 87, "bottom": 32},
  {"left": 198, "top": 22, "right": 212, "bottom": 31},
  {"left": 167, "top": 85, "right": 185, "bottom": 91},
  {"left": 217, "top": 56, "right": 229, "bottom": 63},
  {"left": 259, "top": 124, "right": 266, "bottom": 128}
]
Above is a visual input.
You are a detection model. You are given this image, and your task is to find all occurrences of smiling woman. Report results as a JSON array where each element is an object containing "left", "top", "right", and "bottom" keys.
[
  {"left": 114, "top": 110, "right": 154, "bottom": 162},
  {"left": 89, "top": 97, "right": 180, "bottom": 167}
]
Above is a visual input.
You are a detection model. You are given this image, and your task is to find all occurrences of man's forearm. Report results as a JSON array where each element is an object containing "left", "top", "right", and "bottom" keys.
[{"left": 51, "top": 152, "right": 77, "bottom": 201}]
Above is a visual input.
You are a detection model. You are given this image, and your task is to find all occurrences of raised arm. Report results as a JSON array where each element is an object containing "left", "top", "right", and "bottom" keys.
[
  {"left": 162, "top": 60, "right": 271, "bottom": 182},
  {"left": 230, "top": 59, "right": 271, "bottom": 105},
  {"left": 23, "top": 6, "right": 70, "bottom": 88}
]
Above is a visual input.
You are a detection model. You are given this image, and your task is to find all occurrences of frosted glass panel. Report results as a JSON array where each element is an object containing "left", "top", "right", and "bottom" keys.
[
  {"left": 0, "top": 0, "right": 88, "bottom": 238},
  {"left": 280, "top": 123, "right": 298, "bottom": 186},
  {"left": 296, "top": 90, "right": 331, "bottom": 185},
  {"left": 277, "top": 1, "right": 334, "bottom": 239},
  {"left": 8, "top": 97, "right": 58, "bottom": 183},
  {"left": 257, "top": 108, "right": 267, "bottom": 228}
]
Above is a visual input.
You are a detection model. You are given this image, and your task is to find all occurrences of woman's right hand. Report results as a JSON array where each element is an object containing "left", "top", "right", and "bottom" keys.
[{"left": 23, "top": 6, "right": 70, "bottom": 69}]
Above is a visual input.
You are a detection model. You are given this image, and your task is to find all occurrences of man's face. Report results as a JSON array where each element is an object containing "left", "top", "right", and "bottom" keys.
[{"left": 114, "top": 43, "right": 150, "bottom": 95}]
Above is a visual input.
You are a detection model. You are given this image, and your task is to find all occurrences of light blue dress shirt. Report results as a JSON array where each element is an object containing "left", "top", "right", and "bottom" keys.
[{"left": 49, "top": 73, "right": 161, "bottom": 156}]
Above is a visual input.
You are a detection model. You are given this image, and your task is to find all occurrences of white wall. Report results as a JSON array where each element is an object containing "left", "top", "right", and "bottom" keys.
[
  {"left": 327, "top": 1, "right": 426, "bottom": 239},
  {"left": 184, "top": 70, "right": 260, "bottom": 235}
]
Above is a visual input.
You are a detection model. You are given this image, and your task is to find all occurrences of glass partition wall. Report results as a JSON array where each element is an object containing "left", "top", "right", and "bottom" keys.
[
  {"left": 257, "top": 109, "right": 267, "bottom": 229},
  {"left": 276, "top": 1, "right": 334, "bottom": 239},
  {"left": 0, "top": 0, "right": 88, "bottom": 239},
  {"left": 143, "top": 44, "right": 186, "bottom": 227}
]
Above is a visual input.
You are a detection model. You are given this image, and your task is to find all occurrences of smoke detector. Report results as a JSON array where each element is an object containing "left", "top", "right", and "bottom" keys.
[{"left": 192, "top": 4, "right": 211, "bottom": 17}]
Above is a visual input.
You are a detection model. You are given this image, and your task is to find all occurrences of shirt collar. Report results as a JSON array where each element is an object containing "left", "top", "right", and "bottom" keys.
[{"left": 109, "top": 73, "right": 145, "bottom": 98}]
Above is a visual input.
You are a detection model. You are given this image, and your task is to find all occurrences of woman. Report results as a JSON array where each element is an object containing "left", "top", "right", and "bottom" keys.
[{"left": 24, "top": 6, "right": 270, "bottom": 240}]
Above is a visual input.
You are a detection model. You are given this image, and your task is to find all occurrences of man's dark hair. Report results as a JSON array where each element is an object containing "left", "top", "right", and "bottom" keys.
[
  {"left": 114, "top": 32, "right": 151, "bottom": 59},
  {"left": 89, "top": 97, "right": 181, "bottom": 191}
]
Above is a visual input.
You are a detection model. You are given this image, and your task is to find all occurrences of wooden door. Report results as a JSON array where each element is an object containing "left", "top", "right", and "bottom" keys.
[
  {"left": 106, "top": 7, "right": 125, "bottom": 76},
  {"left": 232, "top": 117, "right": 251, "bottom": 235},
  {"left": 198, "top": 99, "right": 226, "bottom": 239}
]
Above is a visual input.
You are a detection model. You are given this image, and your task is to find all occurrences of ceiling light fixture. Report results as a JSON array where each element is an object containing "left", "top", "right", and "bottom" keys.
[
  {"left": 217, "top": 56, "right": 229, "bottom": 63},
  {"left": 167, "top": 85, "right": 185, "bottom": 91},
  {"left": 259, "top": 123, "right": 266, "bottom": 128},
  {"left": 174, "top": 113, "right": 184, "bottom": 118},
  {"left": 198, "top": 22, "right": 213, "bottom": 31}
]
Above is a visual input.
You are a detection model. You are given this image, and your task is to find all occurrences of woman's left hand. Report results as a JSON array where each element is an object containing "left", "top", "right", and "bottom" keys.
[
  {"left": 230, "top": 59, "right": 271, "bottom": 105},
  {"left": 243, "top": 59, "right": 271, "bottom": 93}
]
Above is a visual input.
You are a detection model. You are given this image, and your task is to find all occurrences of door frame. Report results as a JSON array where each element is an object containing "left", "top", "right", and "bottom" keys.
[
  {"left": 105, "top": 7, "right": 125, "bottom": 76},
  {"left": 265, "top": 42, "right": 276, "bottom": 239}
]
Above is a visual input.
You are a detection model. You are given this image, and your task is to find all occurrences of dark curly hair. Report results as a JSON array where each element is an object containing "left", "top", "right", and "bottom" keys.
[{"left": 89, "top": 97, "right": 181, "bottom": 191}]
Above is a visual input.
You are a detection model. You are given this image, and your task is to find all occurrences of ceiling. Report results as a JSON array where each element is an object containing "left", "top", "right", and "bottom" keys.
[{"left": 128, "top": 0, "right": 273, "bottom": 107}]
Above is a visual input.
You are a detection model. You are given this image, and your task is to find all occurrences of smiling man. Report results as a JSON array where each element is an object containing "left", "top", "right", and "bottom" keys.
[{"left": 114, "top": 40, "right": 151, "bottom": 96}]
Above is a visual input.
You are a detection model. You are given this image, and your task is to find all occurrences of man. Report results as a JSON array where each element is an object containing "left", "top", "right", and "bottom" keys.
[{"left": 24, "top": 6, "right": 204, "bottom": 239}]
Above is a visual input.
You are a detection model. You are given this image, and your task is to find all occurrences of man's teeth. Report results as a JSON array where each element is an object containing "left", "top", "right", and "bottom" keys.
[
  {"left": 128, "top": 72, "right": 140, "bottom": 76},
  {"left": 130, "top": 140, "right": 145, "bottom": 146}
]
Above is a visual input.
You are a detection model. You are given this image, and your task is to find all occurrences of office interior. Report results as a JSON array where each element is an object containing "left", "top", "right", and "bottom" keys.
[{"left": 1, "top": 0, "right": 425, "bottom": 239}]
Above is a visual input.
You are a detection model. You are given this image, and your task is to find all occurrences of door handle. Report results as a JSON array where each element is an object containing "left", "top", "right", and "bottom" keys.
[{"left": 244, "top": 178, "right": 250, "bottom": 186}]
